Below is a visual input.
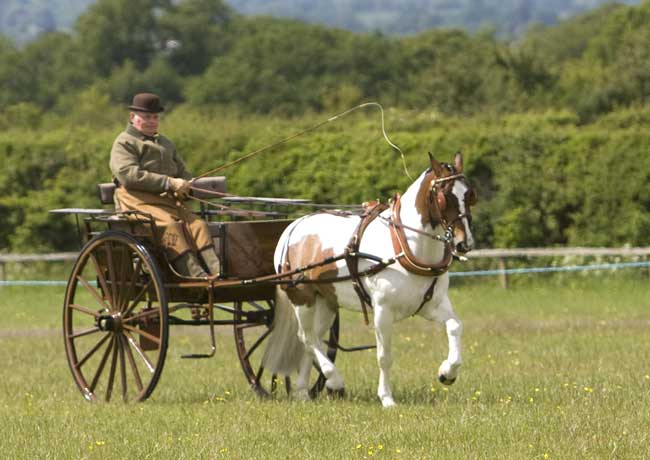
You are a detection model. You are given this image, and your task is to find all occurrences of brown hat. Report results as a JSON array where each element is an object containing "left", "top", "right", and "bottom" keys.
[{"left": 128, "top": 93, "right": 165, "bottom": 113}]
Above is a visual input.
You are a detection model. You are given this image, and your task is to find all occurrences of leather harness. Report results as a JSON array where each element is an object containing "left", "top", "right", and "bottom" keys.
[
  {"left": 344, "top": 201, "right": 389, "bottom": 325},
  {"left": 279, "top": 172, "right": 467, "bottom": 326},
  {"left": 343, "top": 191, "right": 456, "bottom": 325}
]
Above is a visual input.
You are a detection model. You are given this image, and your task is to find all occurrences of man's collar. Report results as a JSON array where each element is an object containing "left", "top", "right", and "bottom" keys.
[{"left": 126, "top": 123, "right": 158, "bottom": 141}]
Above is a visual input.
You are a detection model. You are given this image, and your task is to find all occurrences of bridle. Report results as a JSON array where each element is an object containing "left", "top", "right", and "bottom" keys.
[
  {"left": 385, "top": 169, "right": 474, "bottom": 277},
  {"left": 427, "top": 171, "right": 473, "bottom": 245}
]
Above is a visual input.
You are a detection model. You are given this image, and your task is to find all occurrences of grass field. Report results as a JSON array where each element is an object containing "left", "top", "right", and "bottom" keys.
[{"left": 1, "top": 273, "right": 649, "bottom": 459}]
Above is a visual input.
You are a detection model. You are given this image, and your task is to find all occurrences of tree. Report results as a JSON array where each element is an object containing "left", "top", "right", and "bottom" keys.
[
  {"left": 74, "top": 0, "right": 166, "bottom": 77},
  {"left": 157, "top": 0, "right": 233, "bottom": 75},
  {"left": 0, "top": 36, "right": 31, "bottom": 108},
  {"left": 185, "top": 17, "right": 355, "bottom": 114},
  {"left": 401, "top": 29, "right": 496, "bottom": 113},
  {"left": 18, "top": 32, "right": 90, "bottom": 109}
]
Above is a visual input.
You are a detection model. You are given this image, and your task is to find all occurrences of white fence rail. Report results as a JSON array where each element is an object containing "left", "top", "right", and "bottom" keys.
[
  {"left": 1, "top": 247, "right": 649, "bottom": 287},
  {"left": 0, "top": 252, "right": 77, "bottom": 281},
  {"left": 465, "top": 247, "right": 650, "bottom": 287},
  {"left": 467, "top": 247, "right": 650, "bottom": 258}
]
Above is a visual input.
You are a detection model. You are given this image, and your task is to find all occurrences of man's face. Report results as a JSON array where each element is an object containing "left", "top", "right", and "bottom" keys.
[{"left": 130, "top": 111, "right": 159, "bottom": 137}]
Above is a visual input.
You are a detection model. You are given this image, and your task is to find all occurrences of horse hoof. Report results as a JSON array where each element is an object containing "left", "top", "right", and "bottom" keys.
[
  {"left": 326, "top": 387, "right": 346, "bottom": 399},
  {"left": 438, "top": 374, "right": 457, "bottom": 386}
]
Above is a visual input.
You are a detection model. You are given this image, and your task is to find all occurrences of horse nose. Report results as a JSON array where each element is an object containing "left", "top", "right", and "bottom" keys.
[{"left": 456, "top": 241, "right": 472, "bottom": 253}]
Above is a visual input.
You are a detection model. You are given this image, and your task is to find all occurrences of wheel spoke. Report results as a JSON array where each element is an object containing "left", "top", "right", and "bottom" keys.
[
  {"left": 255, "top": 364, "right": 265, "bottom": 382},
  {"left": 246, "top": 301, "right": 265, "bottom": 311},
  {"left": 120, "top": 258, "right": 143, "bottom": 313},
  {"left": 104, "top": 241, "right": 119, "bottom": 311},
  {"left": 122, "top": 307, "right": 160, "bottom": 325},
  {"left": 122, "top": 333, "right": 144, "bottom": 392},
  {"left": 123, "top": 324, "right": 161, "bottom": 346},
  {"left": 69, "top": 304, "right": 101, "bottom": 318},
  {"left": 118, "top": 334, "right": 127, "bottom": 401},
  {"left": 89, "top": 253, "right": 114, "bottom": 308},
  {"left": 115, "top": 245, "right": 130, "bottom": 311},
  {"left": 69, "top": 326, "right": 101, "bottom": 340},
  {"left": 243, "top": 328, "right": 272, "bottom": 361},
  {"left": 124, "top": 331, "right": 155, "bottom": 373},
  {"left": 76, "top": 275, "right": 110, "bottom": 312},
  {"left": 89, "top": 335, "right": 115, "bottom": 393},
  {"left": 105, "top": 337, "right": 119, "bottom": 402},
  {"left": 123, "top": 281, "right": 152, "bottom": 318},
  {"left": 76, "top": 333, "right": 111, "bottom": 369},
  {"left": 235, "top": 321, "right": 267, "bottom": 331}
]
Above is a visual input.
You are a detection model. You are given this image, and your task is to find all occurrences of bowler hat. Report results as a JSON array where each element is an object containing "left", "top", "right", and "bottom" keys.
[{"left": 128, "top": 93, "right": 165, "bottom": 113}]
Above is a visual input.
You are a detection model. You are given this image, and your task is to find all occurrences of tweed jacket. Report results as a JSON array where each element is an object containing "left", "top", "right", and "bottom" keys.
[{"left": 109, "top": 124, "right": 192, "bottom": 193}]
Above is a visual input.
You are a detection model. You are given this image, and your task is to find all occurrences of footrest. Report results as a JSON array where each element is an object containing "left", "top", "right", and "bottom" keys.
[{"left": 181, "top": 349, "right": 215, "bottom": 359}]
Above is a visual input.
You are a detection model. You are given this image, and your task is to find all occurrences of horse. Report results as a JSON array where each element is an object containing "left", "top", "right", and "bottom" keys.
[{"left": 261, "top": 152, "right": 477, "bottom": 407}]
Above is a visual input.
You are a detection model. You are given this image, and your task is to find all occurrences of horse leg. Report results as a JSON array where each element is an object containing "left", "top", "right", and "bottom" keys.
[
  {"left": 373, "top": 304, "right": 396, "bottom": 408},
  {"left": 312, "top": 301, "right": 344, "bottom": 394},
  {"left": 294, "top": 352, "right": 313, "bottom": 401},
  {"left": 292, "top": 304, "right": 315, "bottom": 400},
  {"left": 434, "top": 296, "right": 463, "bottom": 385},
  {"left": 293, "top": 299, "right": 343, "bottom": 399}
]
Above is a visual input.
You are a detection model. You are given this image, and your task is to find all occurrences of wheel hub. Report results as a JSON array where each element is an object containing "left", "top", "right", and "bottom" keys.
[{"left": 97, "top": 312, "right": 123, "bottom": 333}]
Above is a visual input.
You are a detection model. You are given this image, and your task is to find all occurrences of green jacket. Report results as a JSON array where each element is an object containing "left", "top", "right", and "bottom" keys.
[{"left": 109, "top": 124, "right": 192, "bottom": 193}]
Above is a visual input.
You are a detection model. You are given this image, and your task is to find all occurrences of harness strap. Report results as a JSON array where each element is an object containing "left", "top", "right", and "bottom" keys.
[
  {"left": 345, "top": 201, "right": 389, "bottom": 325},
  {"left": 413, "top": 277, "right": 437, "bottom": 317},
  {"left": 389, "top": 193, "right": 453, "bottom": 277}
]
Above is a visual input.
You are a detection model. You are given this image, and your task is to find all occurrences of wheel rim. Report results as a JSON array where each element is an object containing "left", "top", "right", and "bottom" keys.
[
  {"left": 63, "top": 232, "right": 168, "bottom": 402},
  {"left": 234, "top": 300, "right": 338, "bottom": 398}
]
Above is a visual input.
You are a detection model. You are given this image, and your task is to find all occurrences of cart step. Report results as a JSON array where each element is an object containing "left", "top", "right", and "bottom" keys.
[
  {"left": 181, "top": 342, "right": 216, "bottom": 359},
  {"left": 181, "top": 352, "right": 215, "bottom": 359}
]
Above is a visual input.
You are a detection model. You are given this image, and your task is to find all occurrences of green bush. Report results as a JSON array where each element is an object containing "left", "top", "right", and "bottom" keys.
[{"left": 1, "top": 104, "right": 649, "bottom": 252}]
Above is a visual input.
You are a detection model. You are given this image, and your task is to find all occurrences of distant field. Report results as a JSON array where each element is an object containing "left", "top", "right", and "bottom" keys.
[{"left": 1, "top": 273, "right": 649, "bottom": 459}]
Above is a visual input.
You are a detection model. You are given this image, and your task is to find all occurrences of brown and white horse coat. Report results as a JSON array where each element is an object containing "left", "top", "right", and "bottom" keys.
[{"left": 263, "top": 153, "right": 476, "bottom": 407}]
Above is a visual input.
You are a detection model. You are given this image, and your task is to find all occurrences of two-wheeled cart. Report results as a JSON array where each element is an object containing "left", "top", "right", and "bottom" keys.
[{"left": 51, "top": 177, "right": 343, "bottom": 402}]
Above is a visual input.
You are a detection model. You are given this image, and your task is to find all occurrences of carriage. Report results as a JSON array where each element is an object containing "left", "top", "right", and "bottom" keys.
[
  {"left": 52, "top": 152, "right": 476, "bottom": 407},
  {"left": 51, "top": 176, "right": 344, "bottom": 402}
]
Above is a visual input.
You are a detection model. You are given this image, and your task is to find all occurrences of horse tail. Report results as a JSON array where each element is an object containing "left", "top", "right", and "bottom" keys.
[{"left": 261, "top": 286, "right": 305, "bottom": 375}]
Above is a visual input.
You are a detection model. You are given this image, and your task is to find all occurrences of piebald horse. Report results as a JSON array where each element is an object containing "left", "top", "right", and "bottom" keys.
[{"left": 262, "top": 153, "right": 476, "bottom": 407}]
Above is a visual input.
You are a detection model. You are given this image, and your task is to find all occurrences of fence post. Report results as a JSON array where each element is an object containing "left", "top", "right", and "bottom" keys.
[{"left": 498, "top": 257, "right": 508, "bottom": 289}]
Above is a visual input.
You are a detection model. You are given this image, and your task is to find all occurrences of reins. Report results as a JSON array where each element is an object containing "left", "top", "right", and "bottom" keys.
[
  {"left": 193, "top": 102, "right": 412, "bottom": 181},
  {"left": 177, "top": 105, "right": 470, "bottom": 323},
  {"left": 185, "top": 102, "right": 412, "bottom": 214},
  {"left": 188, "top": 171, "right": 467, "bottom": 325}
]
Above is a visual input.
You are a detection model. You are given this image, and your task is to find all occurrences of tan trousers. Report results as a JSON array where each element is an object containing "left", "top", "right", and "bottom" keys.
[{"left": 114, "top": 187, "right": 213, "bottom": 261}]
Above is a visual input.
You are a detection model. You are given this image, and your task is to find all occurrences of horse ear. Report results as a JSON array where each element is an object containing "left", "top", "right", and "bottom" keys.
[
  {"left": 454, "top": 151, "right": 464, "bottom": 173},
  {"left": 428, "top": 152, "right": 444, "bottom": 175}
]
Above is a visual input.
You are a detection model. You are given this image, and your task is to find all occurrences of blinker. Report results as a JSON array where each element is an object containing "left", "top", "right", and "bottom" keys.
[
  {"left": 430, "top": 179, "right": 447, "bottom": 211},
  {"left": 436, "top": 191, "right": 447, "bottom": 211}
]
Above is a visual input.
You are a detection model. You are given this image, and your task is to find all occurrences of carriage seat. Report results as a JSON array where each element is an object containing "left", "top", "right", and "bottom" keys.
[{"left": 97, "top": 176, "right": 228, "bottom": 205}]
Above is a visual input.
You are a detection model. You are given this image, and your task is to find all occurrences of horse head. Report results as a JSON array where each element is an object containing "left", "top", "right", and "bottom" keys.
[{"left": 415, "top": 152, "right": 477, "bottom": 255}]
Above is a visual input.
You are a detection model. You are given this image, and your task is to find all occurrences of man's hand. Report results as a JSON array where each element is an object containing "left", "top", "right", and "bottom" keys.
[{"left": 168, "top": 177, "right": 191, "bottom": 200}]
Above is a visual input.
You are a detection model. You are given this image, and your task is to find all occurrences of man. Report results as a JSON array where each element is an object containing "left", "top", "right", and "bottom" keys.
[{"left": 109, "top": 92, "right": 221, "bottom": 278}]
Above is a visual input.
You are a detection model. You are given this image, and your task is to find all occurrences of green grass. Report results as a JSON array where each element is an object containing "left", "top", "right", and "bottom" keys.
[{"left": 1, "top": 274, "right": 650, "bottom": 459}]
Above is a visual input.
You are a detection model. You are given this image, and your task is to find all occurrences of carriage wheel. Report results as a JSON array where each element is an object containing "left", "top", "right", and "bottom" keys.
[
  {"left": 234, "top": 299, "right": 339, "bottom": 398},
  {"left": 63, "top": 231, "right": 169, "bottom": 402}
]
